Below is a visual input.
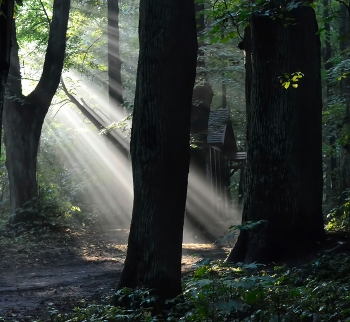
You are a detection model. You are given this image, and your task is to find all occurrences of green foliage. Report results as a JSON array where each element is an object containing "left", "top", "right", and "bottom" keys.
[
  {"left": 99, "top": 113, "right": 132, "bottom": 136},
  {"left": 36, "top": 288, "right": 160, "bottom": 322},
  {"left": 41, "top": 250, "right": 350, "bottom": 321},
  {"left": 46, "top": 303, "right": 157, "bottom": 322},
  {"left": 197, "top": 0, "right": 249, "bottom": 44},
  {"left": 216, "top": 220, "right": 268, "bottom": 245},
  {"left": 279, "top": 72, "right": 304, "bottom": 89},
  {"left": 171, "top": 261, "right": 270, "bottom": 321},
  {"left": 0, "top": 123, "right": 93, "bottom": 228},
  {"left": 198, "top": 0, "right": 314, "bottom": 46},
  {"left": 35, "top": 123, "right": 93, "bottom": 227},
  {"left": 326, "top": 188, "right": 350, "bottom": 231}
]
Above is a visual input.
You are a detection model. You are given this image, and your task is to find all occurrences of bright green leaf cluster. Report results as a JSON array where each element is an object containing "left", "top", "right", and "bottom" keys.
[{"left": 279, "top": 71, "right": 304, "bottom": 89}]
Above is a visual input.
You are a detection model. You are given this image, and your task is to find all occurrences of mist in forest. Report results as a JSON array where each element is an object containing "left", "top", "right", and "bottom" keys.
[{"left": 42, "top": 73, "right": 242, "bottom": 243}]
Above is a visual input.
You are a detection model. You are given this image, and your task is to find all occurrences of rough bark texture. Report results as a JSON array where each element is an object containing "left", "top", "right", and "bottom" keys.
[
  {"left": 0, "top": 0, "right": 14, "bottom": 152},
  {"left": 227, "top": 5, "right": 324, "bottom": 263},
  {"left": 115, "top": 0, "right": 197, "bottom": 308},
  {"left": 4, "top": 0, "right": 70, "bottom": 222},
  {"left": 108, "top": 0, "right": 123, "bottom": 108}
]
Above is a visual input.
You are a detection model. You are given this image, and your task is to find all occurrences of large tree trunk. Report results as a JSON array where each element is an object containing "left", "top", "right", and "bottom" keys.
[
  {"left": 108, "top": 0, "right": 123, "bottom": 108},
  {"left": 4, "top": 0, "right": 70, "bottom": 222},
  {"left": 227, "top": 4, "right": 324, "bottom": 263},
  {"left": 0, "top": 0, "right": 14, "bottom": 151},
  {"left": 114, "top": 0, "right": 197, "bottom": 308}
]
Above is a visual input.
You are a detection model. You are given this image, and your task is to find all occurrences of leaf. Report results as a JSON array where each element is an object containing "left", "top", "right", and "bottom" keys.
[
  {"left": 283, "top": 82, "right": 290, "bottom": 89},
  {"left": 292, "top": 84, "right": 298, "bottom": 88},
  {"left": 194, "top": 266, "right": 209, "bottom": 278}
]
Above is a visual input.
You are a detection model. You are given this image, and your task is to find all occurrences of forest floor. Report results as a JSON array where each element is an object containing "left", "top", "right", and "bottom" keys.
[{"left": 0, "top": 225, "right": 229, "bottom": 322}]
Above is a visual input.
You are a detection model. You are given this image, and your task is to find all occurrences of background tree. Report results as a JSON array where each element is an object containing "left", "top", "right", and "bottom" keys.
[
  {"left": 4, "top": 0, "right": 70, "bottom": 222},
  {"left": 320, "top": 0, "right": 350, "bottom": 228},
  {"left": 227, "top": 2, "right": 325, "bottom": 262},
  {"left": 113, "top": 0, "right": 197, "bottom": 308},
  {"left": 108, "top": 0, "right": 123, "bottom": 108},
  {"left": 337, "top": 1, "right": 350, "bottom": 205}
]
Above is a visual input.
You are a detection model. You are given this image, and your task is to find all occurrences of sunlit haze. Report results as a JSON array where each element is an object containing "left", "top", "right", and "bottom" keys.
[{"left": 18, "top": 1, "right": 242, "bottom": 245}]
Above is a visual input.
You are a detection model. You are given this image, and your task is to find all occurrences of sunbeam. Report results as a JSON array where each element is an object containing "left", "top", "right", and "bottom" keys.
[{"left": 43, "top": 71, "right": 242, "bottom": 242}]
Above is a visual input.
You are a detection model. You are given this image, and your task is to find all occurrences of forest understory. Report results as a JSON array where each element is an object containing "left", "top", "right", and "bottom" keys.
[
  {"left": 0, "top": 225, "right": 228, "bottom": 321},
  {"left": 1, "top": 223, "right": 350, "bottom": 321}
]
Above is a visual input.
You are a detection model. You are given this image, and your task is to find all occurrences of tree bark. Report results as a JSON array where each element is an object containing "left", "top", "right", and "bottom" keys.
[
  {"left": 0, "top": 0, "right": 14, "bottom": 153},
  {"left": 108, "top": 0, "right": 123, "bottom": 108},
  {"left": 227, "top": 4, "right": 324, "bottom": 263},
  {"left": 4, "top": 0, "right": 70, "bottom": 222},
  {"left": 114, "top": 0, "right": 197, "bottom": 309}
]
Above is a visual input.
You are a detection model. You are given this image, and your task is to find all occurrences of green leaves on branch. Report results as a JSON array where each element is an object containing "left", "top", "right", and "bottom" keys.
[
  {"left": 337, "top": 72, "right": 349, "bottom": 81},
  {"left": 279, "top": 71, "right": 304, "bottom": 89},
  {"left": 196, "top": 0, "right": 251, "bottom": 44},
  {"left": 198, "top": 0, "right": 314, "bottom": 45},
  {"left": 99, "top": 114, "right": 132, "bottom": 136}
]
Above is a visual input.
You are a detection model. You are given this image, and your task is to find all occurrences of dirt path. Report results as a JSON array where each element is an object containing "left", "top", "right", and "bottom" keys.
[{"left": 0, "top": 227, "right": 227, "bottom": 321}]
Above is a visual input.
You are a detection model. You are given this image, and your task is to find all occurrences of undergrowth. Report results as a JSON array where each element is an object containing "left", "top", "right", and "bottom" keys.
[{"left": 17, "top": 246, "right": 350, "bottom": 322}]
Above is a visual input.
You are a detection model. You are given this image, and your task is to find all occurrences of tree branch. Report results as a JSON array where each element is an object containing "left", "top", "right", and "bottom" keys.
[
  {"left": 60, "top": 76, "right": 129, "bottom": 156},
  {"left": 28, "top": 0, "right": 70, "bottom": 107},
  {"left": 39, "top": 0, "right": 51, "bottom": 25},
  {"left": 338, "top": 0, "right": 350, "bottom": 17}
]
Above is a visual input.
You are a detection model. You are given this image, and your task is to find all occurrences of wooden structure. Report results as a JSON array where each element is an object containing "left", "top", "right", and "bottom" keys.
[
  {"left": 185, "top": 107, "right": 246, "bottom": 240},
  {"left": 206, "top": 109, "right": 246, "bottom": 215}
]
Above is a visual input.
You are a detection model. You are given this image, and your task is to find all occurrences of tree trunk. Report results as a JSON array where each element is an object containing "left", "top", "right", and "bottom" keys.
[
  {"left": 227, "top": 4, "right": 324, "bottom": 263},
  {"left": 322, "top": 0, "right": 337, "bottom": 212},
  {"left": 108, "top": 0, "right": 123, "bottom": 108},
  {"left": 190, "top": 3, "right": 213, "bottom": 135},
  {"left": 4, "top": 0, "right": 70, "bottom": 222},
  {"left": 0, "top": 0, "right": 14, "bottom": 152},
  {"left": 338, "top": 2, "right": 350, "bottom": 201},
  {"left": 114, "top": 0, "right": 197, "bottom": 309}
]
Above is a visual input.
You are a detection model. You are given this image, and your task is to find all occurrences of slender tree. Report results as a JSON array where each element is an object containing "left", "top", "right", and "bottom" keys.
[
  {"left": 4, "top": 0, "right": 70, "bottom": 222},
  {"left": 191, "top": 1, "right": 213, "bottom": 137},
  {"left": 114, "top": 0, "right": 197, "bottom": 308},
  {"left": 227, "top": 2, "right": 324, "bottom": 263},
  {"left": 108, "top": 0, "right": 123, "bottom": 108},
  {"left": 338, "top": 1, "right": 350, "bottom": 201}
]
